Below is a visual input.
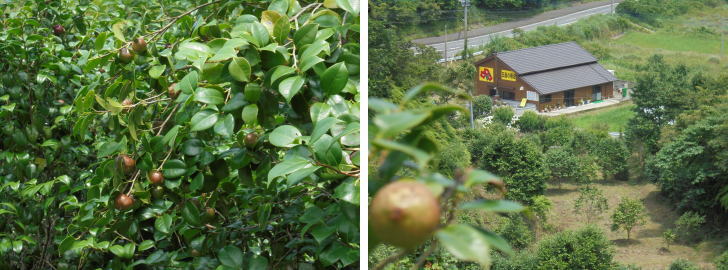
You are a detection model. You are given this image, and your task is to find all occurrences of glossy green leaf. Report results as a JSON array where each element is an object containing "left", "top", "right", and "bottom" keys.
[
  {"left": 162, "top": 159, "right": 187, "bottom": 178},
  {"left": 218, "top": 245, "right": 244, "bottom": 268},
  {"left": 294, "top": 24, "right": 319, "bottom": 47},
  {"left": 194, "top": 88, "right": 224, "bottom": 105},
  {"left": 182, "top": 201, "right": 202, "bottom": 226},
  {"left": 269, "top": 125, "right": 302, "bottom": 147},
  {"left": 229, "top": 57, "right": 251, "bottom": 82},
  {"left": 321, "top": 62, "right": 348, "bottom": 95},
  {"left": 154, "top": 214, "right": 173, "bottom": 234},
  {"left": 214, "top": 114, "right": 235, "bottom": 137},
  {"left": 436, "top": 224, "right": 492, "bottom": 267},
  {"left": 278, "top": 76, "right": 304, "bottom": 103},
  {"left": 179, "top": 71, "right": 199, "bottom": 94},
  {"left": 190, "top": 110, "right": 219, "bottom": 131},
  {"left": 149, "top": 65, "right": 165, "bottom": 79},
  {"left": 242, "top": 104, "right": 258, "bottom": 124}
]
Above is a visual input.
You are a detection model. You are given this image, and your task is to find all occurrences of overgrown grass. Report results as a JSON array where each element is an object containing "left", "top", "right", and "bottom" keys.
[
  {"left": 614, "top": 31, "right": 722, "bottom": 54},
  {"left": 566, "top": 102, "right": 635, "bottom": 132}
]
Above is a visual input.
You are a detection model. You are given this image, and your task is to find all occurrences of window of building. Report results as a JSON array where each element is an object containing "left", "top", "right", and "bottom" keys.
[
  {"left": 540, "top": 94, "right": 552, "bottom": 103},
  {"left": 502, "top": 91, "right": 516, "bottom": 100}
]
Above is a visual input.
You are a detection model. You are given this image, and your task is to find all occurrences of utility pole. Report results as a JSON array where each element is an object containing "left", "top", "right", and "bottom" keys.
[
  {"left": 444, "top": 23, "right": 449, "bottom": 63},
  {"left": 461, "top": 0, "right": 470, "bottom": 60},
  {"left": 611, "top": 0, "right": 615, "bottom": 14}
]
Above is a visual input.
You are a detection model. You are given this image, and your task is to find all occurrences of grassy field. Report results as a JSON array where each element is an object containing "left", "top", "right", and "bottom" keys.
[
  {"left": 566, "top": 102, "right": 635, "bottom": 132},
  {"left": 614, "top": 31, "right": 722, "bottom": 55},
  {"left": 545, "top": 180, "right": 728, "bottom": 269}
]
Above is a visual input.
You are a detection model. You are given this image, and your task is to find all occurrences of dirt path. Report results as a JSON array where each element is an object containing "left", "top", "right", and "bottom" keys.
[{"left": 544, "top": 180, "right": 722, "bottom": 269}]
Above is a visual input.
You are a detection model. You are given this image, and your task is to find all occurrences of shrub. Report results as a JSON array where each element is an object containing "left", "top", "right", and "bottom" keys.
[
  {"left": 515, "top": 111, "right": 546, "bottom": 133},
  {"left": 674, "top": 211, "right": 705, "bottom": 243},
  {"left": 536, "top": 225, "right": 615, "bottom": 270},
  {"left": 611, "top": 197, "right": 647, "bottom": 240},
  {"left": 491, "top": 250, "right": 539, "bottom": 270},
  {"left": 662, "top": 229, "right": 676, "bottom": 250},
  {"left": 574, "top": 186, "right": 610, "bottom": 224},
  {"left": 715, "top": 250, "right": 728, "bottom": 270},
  {"left": 473, "top": 95, "right": 493, "bottom": 118},
  {"left": 496, "top": 214, "right": 534, "bottom": 250},
  {"left": 544, "top": 147, "right": 595, "bottom": 188},
  {"left": 531, "top": 195, "right": 553, "bottom": 224},
  {"left": 668, "top": 258, "right": 700, "bottom": 270},
  {"left": 493, "top": 106, "right": 514, "bottom": 125}
]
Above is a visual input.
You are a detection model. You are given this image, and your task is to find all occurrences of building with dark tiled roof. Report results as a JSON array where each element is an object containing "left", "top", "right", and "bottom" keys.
[{"left": 474, "top": 42, "right": 617, "bottom": 112}]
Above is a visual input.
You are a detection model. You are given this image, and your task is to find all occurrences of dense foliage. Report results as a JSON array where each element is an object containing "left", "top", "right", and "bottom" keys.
[
  {"left": 0, "top": 0, "right": 360, "bottom": 268},
  {"left": 369, "top": 84, "right": 524, "bottom": 269},
  {"left": 535, "top": 225, "right": 615, "bottom": 270}
]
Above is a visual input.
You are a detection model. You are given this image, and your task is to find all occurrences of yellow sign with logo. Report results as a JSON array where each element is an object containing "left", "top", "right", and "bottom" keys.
[
  {"left": 501, "top": 69, "right": 517, "bottom": 81},
  {"left": 478, "top": 67, "right": 494, "bottom": 82}
]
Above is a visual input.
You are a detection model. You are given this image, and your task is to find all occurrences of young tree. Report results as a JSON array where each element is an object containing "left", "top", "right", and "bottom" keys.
[
  {"left": 662, "top": 229, "right": 676, "bottom": 250},
  {"left": 515, "top": 110, "right": 546, "bottom": 133},
  {"left": 611, "top": 198, "right": 647, "bottom": 240},
  {"left": 472, "top": 95, "right": 493, "bottom": 118},
  {"left": 574, "top": 186, "right": 609, "bottom": 224}
]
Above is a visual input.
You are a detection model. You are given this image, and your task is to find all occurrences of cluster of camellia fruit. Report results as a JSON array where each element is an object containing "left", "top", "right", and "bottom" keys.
[{"left": 370, "top": 180, "right": 441, "bottom": 250}]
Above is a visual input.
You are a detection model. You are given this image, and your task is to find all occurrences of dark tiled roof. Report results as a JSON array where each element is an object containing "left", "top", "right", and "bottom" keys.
[
  {"left": 496, "top": 42, "right": 597, "bottom": 75},
  {"left": 521, "top": 63, "right": 617, "bottom": 94}
]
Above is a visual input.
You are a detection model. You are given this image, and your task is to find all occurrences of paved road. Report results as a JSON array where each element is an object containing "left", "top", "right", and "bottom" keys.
[{"left": 412, "top": 0, "right": 623, "bottom": 61}]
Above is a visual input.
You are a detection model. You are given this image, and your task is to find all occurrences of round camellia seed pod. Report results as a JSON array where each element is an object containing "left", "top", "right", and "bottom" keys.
[
  {"left": 369, "top": 179, "right": 441, "bottom": 250},
  {"left": 52, "top": 24, "right": 65, "bottom": 36},
  {"left": 116, "top": 154, "right": 136, "bottom": 175},
  {"left": 118, "top": 47, "right": 134, "bottom": 63},
  {"left": 114, "top": 194, "right": 134, "bottom": 210},
  {"left": 148, "top": 170, "right": 164, "bottom": 185},
  {"left": 244, "top": 132, "right": 258, "bottom": 149},
  {"left": 131, "top": 36, "right": 147, "bottom": 54}
]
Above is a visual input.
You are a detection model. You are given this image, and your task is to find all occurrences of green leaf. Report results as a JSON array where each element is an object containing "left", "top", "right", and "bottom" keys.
[
  {"left": 250, "top": 22, "right": 270, "bottom": 47},
  {"left": 109, "top": 243, "right": 135, "bottom": 259},
  {"left": 268, "top": 156, "right": 319, "bottom": 181},
  {"left": 299, "top": 55, "right": 324, "bottom": 72},
  {"left": 334, "top": 178, "right": 359, "bottom": 205},
  {"left": 294, "top": 24, "right": 319, "bottom": 47},
  {"left": 242, "top": 104, "right": 258, "bottom": 125},
  {"left": 218, "top": 245, "right": 244, "bottom": 268},
  {"left": 373, "top": 111, "right": 429, "bottom": 138},
  {"left": 154, "top": 214, "right": 173, "bottom": 234},
  {"left": 222, "top": 92, "right": 248, "bottom": 112},
  {"left": 214, "top": 114, "right": 235, "bottom": 137},
  {"left": 138, "top": 240, "right": 155, "bottom": 251},
  {"left": 309, "top": 102, "right": 332, "bottom": 123},
  {"left": 436, "top": 224, "right": 492, "bottom": 267},
  {"left": 372, "top": 138, "right": 431, "bottom": 169},
  {"left": 459, "top": 199, "right": 524, "bottom": 213},
  {"left": 190, "top": 110, "right": 219, "bottom": 131},
  {"left": 111, "top": 21, "right": 126, "bottom": 41},
  {"left": 336, "top": 0, "right": 359, "bottom": 15},
  {"left": 278, "top": 76, "right": 305, "bottom": 103},
  {"left": 313, "top": 134, "right": 342, "bottom": 166},
  {"left": 229, "top": 57, "right": 251, "bottom": 82},
  {"left": 179, "top": 71, "right": 199, "bottom": 94},
  {"left": 182, "top": 201, "right": 202, "bottom": 226},
  {"left": 194, "top": 88, "right": 224, "bottom": 105},
  {"left": 270, "top": 65, "right": 295, "bottom": 85},
  {"left": 244, "top": 83, "right": 262, "bottom": 103},
  {"left": 162, "top": 125, "right": 181, "bottom": 147},
  {"left": 273, "top": 15, "right": 290, "bottom": 44},
  {"left": 162, "top": 159, "right": 187, "bottom": 178},
  {"left": 311, "top": 117, "right": 336, "bottom": 143},
  {"left": 321, "top": 62, "right": 348, "bottom": 95},
  {"left": 149, "top": 65, "right": 165, "bottom": 79},
  {"left": 183, "top": 139, "right": 203, "bottom": 156},
  {"left": 59, "top": 236, "right": 75, "bottom": 255},
  {"left": 474, "top": 227, "right": 514, "bottom": 256},
  {"left": 269, "top": 125, "right": 302, "bottom": 147},
  {"left": 190, "top": 173, "right": 204, "bottom": 191},
  {"left": 268, "top": 0, "right": 289, "bottom": 14}
]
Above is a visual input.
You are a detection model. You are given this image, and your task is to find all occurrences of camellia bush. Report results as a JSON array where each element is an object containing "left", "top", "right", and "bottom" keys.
[
  {"left": 369, "top": 84, "right": 524, "bottom": 269},
  {"left": 0, "top": 0, "right": 359, "bottom": 268}
]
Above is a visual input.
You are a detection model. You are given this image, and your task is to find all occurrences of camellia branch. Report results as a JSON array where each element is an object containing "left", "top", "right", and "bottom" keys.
[
  {"left": 412, "top": 242, "right": 439, "bottom": 270},
  {"left": 314, "top": 161, "right": 360, "bottom": 178},
  {"left": 148, "top": 0, "right": 225, "bottom": 42}
]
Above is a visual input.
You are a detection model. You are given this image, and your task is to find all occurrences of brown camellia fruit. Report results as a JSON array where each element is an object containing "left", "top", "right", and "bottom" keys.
[
  {"left": 369, "top": 179, "right": 441, "bottom": 250},
  {"left": 118, "top": 47, "right": 134, "bottom": 63},
  {"left": 190, "top": 249, "right": 202, "bottom": 257},
  {"left": 148, "top": 170, "right": 164, "bottom": 185},
  {"left": 167, "top": 83, "right": 179, "bottom": 99},
  {"left": 52, "top": 24, "right": 65, "bottom": 36},
  {"left": 116, "top": 154, "right": 136, "bottom": 174},
  {"left": 205, "top": 207, "right": 215, "bottom": 218},
  {"left": 131, "top": 37, "right": 147, "bottom": 54},
  {"left": 114, "top": 194, "right": 134, "bottom": 210},
  {"left": 244, "top": 132, "right": 258, "bottom": 148}
]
